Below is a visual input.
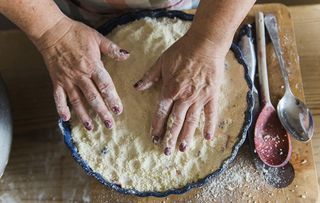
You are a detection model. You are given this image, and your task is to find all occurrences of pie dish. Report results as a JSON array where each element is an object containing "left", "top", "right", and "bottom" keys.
[{"left": 59, "top": 9, "right": 253, "bottom": 197}]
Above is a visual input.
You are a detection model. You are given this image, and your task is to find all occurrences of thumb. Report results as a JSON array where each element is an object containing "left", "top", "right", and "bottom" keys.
[
  {"left": 99, "top": 35, "right": 130, "bottom": 61},
  {"left": 134, "top": 62, "right": 161, "bottom": 91}
]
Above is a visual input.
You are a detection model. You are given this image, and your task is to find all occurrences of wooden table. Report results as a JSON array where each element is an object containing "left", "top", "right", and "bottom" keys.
[
  {"left": 290, "top": 5, "right": 320, "bottom": 185},
  {"left": 0, "top": 3, "right": 319, "bottom": 202}
]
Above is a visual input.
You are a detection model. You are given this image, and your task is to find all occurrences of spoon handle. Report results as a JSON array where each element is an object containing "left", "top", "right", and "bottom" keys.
[
  {"left": 255, "top": 12, "right": 271, "bottom": 105},
  {"left": 264, "top": 14, "right": 290, "bottom": 91}
]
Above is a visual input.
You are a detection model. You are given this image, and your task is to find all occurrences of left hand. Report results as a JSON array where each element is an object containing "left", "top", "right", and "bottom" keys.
[
  {"left": 134, "top": 32, "right": 227, "bottom": 155},
  {"left": 34, "top": 17, "right": 129, "bottom": 130}
]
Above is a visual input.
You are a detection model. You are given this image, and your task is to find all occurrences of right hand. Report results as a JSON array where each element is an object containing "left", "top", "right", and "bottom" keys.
[{"left": 34, "top": 17, "right": 130, "bottom": 131}]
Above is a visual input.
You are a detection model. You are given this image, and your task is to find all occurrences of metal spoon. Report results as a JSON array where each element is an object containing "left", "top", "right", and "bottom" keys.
[
  {"left": 264, "top": 14, "right": 314, "bottom": 142},
  {"left": 254, "top": 12, "right": 292, "bottom": 168},
  {"left": 239, "top": 24, "right": 295, "bottom": 188}
]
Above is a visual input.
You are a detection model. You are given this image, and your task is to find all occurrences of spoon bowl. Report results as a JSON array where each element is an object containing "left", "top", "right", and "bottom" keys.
[
  {"left": 255, "top": 104, "right": 292, "bottom": 167},
  {"left": 277, "top": 90, "right": 314, "bottom": 142}
]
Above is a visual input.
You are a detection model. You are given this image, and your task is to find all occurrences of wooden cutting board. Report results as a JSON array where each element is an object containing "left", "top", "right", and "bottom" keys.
[{"left": 0, "top": 3, "right": 318, "bottom": 203}]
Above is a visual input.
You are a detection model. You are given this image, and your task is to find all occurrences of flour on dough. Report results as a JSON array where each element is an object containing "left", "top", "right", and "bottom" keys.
[{"left": 71, "top": 17, "right": 249, "bottom": 192}]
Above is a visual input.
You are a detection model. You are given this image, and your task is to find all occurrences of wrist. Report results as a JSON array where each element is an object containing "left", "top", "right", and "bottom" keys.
[
  {"left": 182, "top": 30, "right": 230, "bottom": 58},
  {"left": 26, "top": 12, "right": 67, "bottom": 43},
  {"left": 31, "top": 16, "right": 73, "bottom": 51}
]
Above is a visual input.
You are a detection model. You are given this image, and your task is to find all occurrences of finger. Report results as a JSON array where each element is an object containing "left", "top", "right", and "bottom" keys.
[
  {"left": 92, "top": 64, "right": 123, "bottom": 115},
  {"left": 53, "top": 84, "right": 71, "bottom": 121},
  {"left": 64, "top": 81, "right": 93, "bottom": 131},
  {"left": 204, "top": 99, "right": 218, "bottom": 140},
  {"left": 162, "top": 100, "right": 190, "bottom": 156},
  {"left": 178, "top": 102, "right": 202, "bottom": 152},
  {"left": 99, "top": 35, "right": 130, "bottom": 61},
  {"left": 134, "top": 62, "right": 161, "bottom": 91},
  {"left": 150, "top": 97, "right": 174, "bottom": 144},
  {"left": 76, "top": 76, "right": 114, "bottom": 129}
]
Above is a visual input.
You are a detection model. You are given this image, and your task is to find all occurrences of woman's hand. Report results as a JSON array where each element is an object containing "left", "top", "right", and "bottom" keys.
[
  {"left": 134, "top": 32, "right": 227, "bottom": 155},
  {"left": 34, "top": 17, "right": 130, "bottom": 130}
]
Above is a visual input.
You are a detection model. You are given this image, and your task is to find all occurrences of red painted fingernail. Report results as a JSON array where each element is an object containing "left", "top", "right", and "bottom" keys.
[
  {"left": 152, "top": 136, "right": 160, "bottom": 144},
  {"left": 205, "top": 133, "right": 212, "bottom": 140},
  {"left": 179, "top": 142, "right": 187, "bottom": 152},
  {"left": 104, "top": 120, "right": 113, "bottom": 129},
  {"left": 164, "top": 147, "right": 172, "bottom": 156},
  {"left": 119, "top": 49, "right": 129, "bottom": 55},
  {"left": 112, "top": 106, "right": 121, "bottom": 115},
  {"left": 84, "top": 122, "right": 92, "bottom": 131},
  {"left": 61, "top": 114, "right": 68, "bottom": 121},
  {"left": 133, "top": 80, "right": 143, "bottom": 88}
]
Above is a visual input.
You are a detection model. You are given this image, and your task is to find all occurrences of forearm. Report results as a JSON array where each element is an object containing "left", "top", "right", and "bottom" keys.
[
  {"left": 0, "top": 0, "right": 65, "bottom": 41},
  {"left": 188, "top": 0, "right": 255, "bottom": 54}
]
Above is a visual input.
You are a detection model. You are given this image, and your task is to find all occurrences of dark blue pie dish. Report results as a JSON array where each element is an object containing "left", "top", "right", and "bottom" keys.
[{"left": 59, "top": 9, "right": 254, "bottom": 198}]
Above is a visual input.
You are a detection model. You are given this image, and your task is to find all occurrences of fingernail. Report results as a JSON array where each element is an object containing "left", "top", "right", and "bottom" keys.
[
  {"left": 152, "top": 135, "right": 160, "bottom": 144},
  {"left": 179, "top": 142, "right": 187, "bottom": 152},
  {"left": 61, "top": 114, "right": 68, "bottom": 121},
  {"left": 205, "top": 133, "right": 212, "bottom": 140},
  {"left": 104, "top": 120, "right": 113, "bottom": 129},
  {"left": 112, "top": 106, "right": 121, "bottom": 115},
  {"left": 133, "top": 80, "right": 143, "bottom": 88},
  {"left": 119, "top": 49, "right": 129, "bottom": 55},
  {"left": 84, "top": 122, "right": 93, "bottom": 131},
  {"left": 164, "top": 147, "right": 172, "bottom": 156}
]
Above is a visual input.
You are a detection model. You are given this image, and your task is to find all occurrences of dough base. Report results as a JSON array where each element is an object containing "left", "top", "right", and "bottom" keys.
[{"left": 71, "top": 17, "right": 249, "bottom": 192}]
